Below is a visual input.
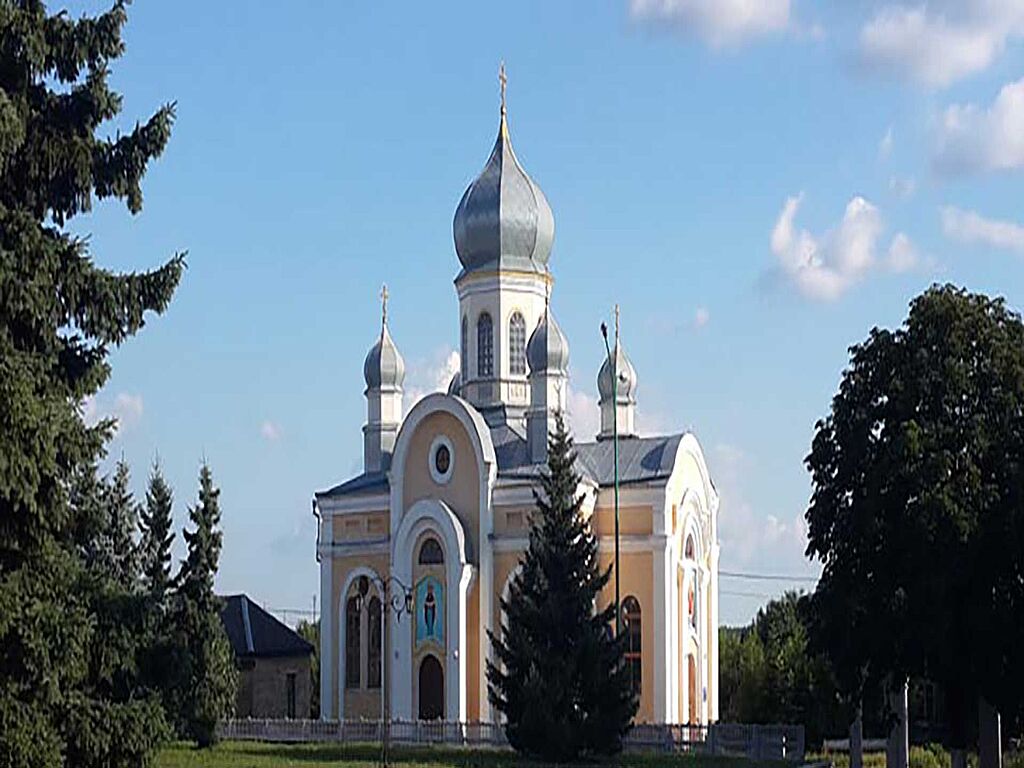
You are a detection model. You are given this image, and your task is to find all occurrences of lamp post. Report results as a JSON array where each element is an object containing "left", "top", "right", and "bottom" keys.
[
  {"left": 355, "top": 573, "right": 414, "bottom": 768},
  {"left": 600, "top": 306, "right": 621, "bottom": 637}
]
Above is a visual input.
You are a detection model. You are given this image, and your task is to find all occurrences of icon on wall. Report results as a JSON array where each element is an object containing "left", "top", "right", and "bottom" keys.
[{"left": 415, "top": 576, "right": 445, "bottom": 646}]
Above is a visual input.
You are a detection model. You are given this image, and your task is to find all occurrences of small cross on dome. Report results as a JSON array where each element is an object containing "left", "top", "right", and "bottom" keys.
[{"left": 499, "top": 61, "right": 507, "bottom": 117}]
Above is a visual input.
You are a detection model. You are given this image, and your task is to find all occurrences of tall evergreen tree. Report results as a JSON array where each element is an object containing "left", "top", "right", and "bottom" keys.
[
  {"left": 97, "top": 459, "right": 141, "bottom": 590},
  {"left": 172, "top": 463, "right": 237, "bottom": 747},
  {"left": 0, "top": 2, "right": 183, "bottom": 766},
  {"left": 140, "top": 460, "right": 175, "bottom": 606},
  {"left": 487, "top": 414, "right": 636, "bottom": 761}
]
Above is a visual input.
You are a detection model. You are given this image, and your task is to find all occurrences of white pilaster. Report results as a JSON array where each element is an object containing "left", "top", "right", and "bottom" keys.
[
  {"left": 319, "top": 551, "right": 334, "bottom": 720},
  {"left": 653, "top": 542, "right": 672, "bottom": 721}
]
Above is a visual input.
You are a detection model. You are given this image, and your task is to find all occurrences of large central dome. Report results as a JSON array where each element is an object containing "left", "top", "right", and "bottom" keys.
[{"left": 453, "top": 95, "right": 554, "bottom": 276}]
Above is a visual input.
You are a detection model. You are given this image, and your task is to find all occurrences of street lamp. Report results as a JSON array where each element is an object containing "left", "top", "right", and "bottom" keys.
[
  {"left": 600, "top": 306, "right": 622, "bottom": 637},
  {"left": 354, "top": 573, "right": 414, "bottom": 768}
]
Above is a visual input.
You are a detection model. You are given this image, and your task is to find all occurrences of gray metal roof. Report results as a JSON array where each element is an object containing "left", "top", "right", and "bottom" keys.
[
  {"left": 316, "top": 425, "right": 684, "bottom": 500},
  {"left": 220, "top": 594, "right": 313, "bottom": 659},
  {"left": 526, "top": 311, "right": 569, "bottom": 375},
  {"left": 317, "top": 471, "right": 389, "bottom": 499},
  {"left": 453, "top": 111, "right": 554, "bottom": 277},
  {"left": 363, "top": 323, "right": 405, "bottom": 390}
]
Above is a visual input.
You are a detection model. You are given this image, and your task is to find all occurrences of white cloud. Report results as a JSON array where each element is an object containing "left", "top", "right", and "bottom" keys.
[
  {"left": 879, "top": 126, "right": 894, "bottom": 159},
  {"left": 889, "top": 175, "right": 917, "bottom": 199},
  {"left": 694, "top": 307, "right": 710, "bottom": 329},
  {"left": 260, "top": 420, "right": 282, "bottom": 441},
  {"left": 405, "top": 347, "right": 461, "bottom": 408},
  {"left": 629, "top": 0, "right": 791, "bottom": 46},
  {"left": 941, "top": 205, "right": 1024, "bottom": 253},
  {"left": 934, "top": 77, "right": 1024, "bottom": 174},
  {"left": 770, "top": 194, "right": 885, "bottom": 301},
  {"left": 82, "top": 391, "right": 144, "bottom": 437},
  {"left": 859, "top": 2, "right": 1024, "bottom": 87},
  {"left": 886, "top": 232, "right": 920, "bottom": 272},
  {"left": 566, "top": 386, "right": 601, "bottom": 443}
]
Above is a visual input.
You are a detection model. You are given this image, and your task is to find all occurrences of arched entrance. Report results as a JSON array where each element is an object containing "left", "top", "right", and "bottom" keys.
[{"left": 418, "top": 655, "right": 444, "bottom": 720}]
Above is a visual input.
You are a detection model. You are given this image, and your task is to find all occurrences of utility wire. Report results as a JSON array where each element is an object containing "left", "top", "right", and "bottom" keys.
[{"left": 720, "top": 570, "right": 818, "bottom": 583}]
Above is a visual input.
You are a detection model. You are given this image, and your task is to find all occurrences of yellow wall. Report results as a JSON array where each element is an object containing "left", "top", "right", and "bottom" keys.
[
  {"left": 402, "top": 412, "right": 481, "bottom": 559},
  {"left": 332, "top": 510, "right": 389, "bottom": 542},
  {"left": 598, "top": 550, "right": 654, "bottom": 722},
  {"left": 592, "top": 504, "right": 653, "bottom": 536},
  {"left": 331, "top": 553, "right": 390, "bottom": 718}
]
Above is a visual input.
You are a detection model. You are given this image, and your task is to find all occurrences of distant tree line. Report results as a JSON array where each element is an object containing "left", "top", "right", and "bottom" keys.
[{"left": 719, "top": 591, "right": 849, "bottom": 748}]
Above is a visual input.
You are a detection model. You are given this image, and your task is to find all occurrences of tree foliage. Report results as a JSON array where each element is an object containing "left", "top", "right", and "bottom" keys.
[
  {"left": 719, "top": 592, "right": 848, "bottom": 747},
  {"left": 805, "top": 285, "right": 1024, "bottom": 746},
  {"left": 487, "top": 414, "right": 636, "bottom": 761},
  {"left": 0, "top": 1, "right": 182, "bottom": 765},
  {"left": 140, "top": 460, "right": 175, "bottom": 607},
  {"left": 171, "top": 464, "right": 237, "bottom": 747},
  {"left": 296, "top": 619, "right": 320, "bottom": 719}
]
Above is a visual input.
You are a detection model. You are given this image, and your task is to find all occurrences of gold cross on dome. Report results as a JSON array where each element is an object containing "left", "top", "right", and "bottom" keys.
[
  {"left": 380, "top": 283, "right": 389, "bottom": 328},
  {"left": 499, "top": 61, "right": 507, "bottom": 116}
]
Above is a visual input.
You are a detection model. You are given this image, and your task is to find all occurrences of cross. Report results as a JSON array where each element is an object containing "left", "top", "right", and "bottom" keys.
[
  {"left": 380, "top": 283, "right": 389, "bottom": 328},
  {"left": 614, "top": 303, "right": 620, "bottom": 345},
  {"left": 499, "top": 61, "right": 507, "bottom": 116}
]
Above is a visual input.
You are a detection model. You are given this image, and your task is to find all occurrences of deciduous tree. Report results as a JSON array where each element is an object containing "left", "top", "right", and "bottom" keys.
[{"left": 805, "top": 285, "right": 1024, "bottom": 753}]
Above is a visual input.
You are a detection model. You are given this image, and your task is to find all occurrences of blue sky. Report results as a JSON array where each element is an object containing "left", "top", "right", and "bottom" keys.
[{"left": 72, "top": 0, "right": 1024, "bottom": 626}]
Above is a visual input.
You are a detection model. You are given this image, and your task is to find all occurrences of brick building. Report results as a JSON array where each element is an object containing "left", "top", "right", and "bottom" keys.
[{"left": 220, "top": 594, "right": 314, "bottom": 719}]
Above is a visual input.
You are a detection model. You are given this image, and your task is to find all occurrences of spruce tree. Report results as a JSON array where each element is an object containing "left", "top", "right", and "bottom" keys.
[
  {"left": 98, "top": 459, "right": 142, "bottom": 590},
  {"left": 172, "top": 463, "right": 237, "bottom": 746},
  {"left": 0, "top": 3, "right": 182, "bottom": 766},
  {"left": 140, "top": 460, "right": 175, "bottom": 607},
  {"left": 487, "top": 413, "right": 636, "bottom": 761}
]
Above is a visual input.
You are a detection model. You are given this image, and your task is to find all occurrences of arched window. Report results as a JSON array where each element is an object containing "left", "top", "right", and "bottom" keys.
[
  {"left": 685, "top": 535, "right": 695, "bottom": 560},
  {"left": 345, "top": 596, "right": 361, "bottom": 689},
  {"left": 477, "top": 312, "right": 493, "bottom": 377},
  {"left": 367, "top": 596, "right": 382, "bottom": 689},
  {"left": 621, "top": 596, "right": 642, "bottom": 697},
  {"left": 460, "top": 315, "right": 468, "bottom": 380},
  {"left": 509, "top": 312, "right": 526, "bottom": 375},
  {"left": 418, "top": 537, "right": 444, "bottom": 565}
]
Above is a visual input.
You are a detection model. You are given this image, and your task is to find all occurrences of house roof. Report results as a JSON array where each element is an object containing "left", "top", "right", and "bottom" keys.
[{"left": 220, "top": 593, "right": 313, "bottom": 659}]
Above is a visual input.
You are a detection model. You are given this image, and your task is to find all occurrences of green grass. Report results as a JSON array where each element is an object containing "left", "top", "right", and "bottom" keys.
[{"left": 155, "top": 741, "right": 793, "bottom": 768}]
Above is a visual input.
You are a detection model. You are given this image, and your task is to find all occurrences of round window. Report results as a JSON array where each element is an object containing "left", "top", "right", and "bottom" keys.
[
  {"left": 429, "top": 436, "right": 454, "bottom": 484},
  {"left": 434, "top": 444, "right": 450, "bottom": 475}
]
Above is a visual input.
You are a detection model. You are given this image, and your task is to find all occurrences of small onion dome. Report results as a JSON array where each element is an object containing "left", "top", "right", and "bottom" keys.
[
  {"left": 527, "top": 311, "right": 569, "bottom": 376},
  {"left": 447, "top": 370, "right": 462, "bottom": 396},
  {"left": 364, "top": 324, "right": 405, "bottom": 390},
  {"left": 597, "top": 340, "right": 637, "bottom": 403},
  {"left": 452, "top": 110, "right": 554, "bottom": 276}
]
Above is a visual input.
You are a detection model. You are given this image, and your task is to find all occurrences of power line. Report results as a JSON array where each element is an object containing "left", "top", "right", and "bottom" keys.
[
  {"left": 720, "top": 589, "right": 776, "bottom": 599},
  {"left": 720, "top": 570, "right": 818, "bottom": 584}
]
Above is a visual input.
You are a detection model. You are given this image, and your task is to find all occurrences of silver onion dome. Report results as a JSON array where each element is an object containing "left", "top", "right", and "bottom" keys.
[
  {"left": 364, "top": 323, "right": 405, "bottom": 390},
  {"left": 453, "top": 75, "right": 554, "bottom": 276},
  {"left": 527, "top": 311, "right": 569, "bottom": 375},
  {"left": 597, "top": 339, "right": 637, "bottom": 403}
]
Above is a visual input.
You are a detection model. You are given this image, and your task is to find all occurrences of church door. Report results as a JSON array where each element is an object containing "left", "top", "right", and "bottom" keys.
[
  {"left": 687, "top": 655, "right": 698, "bottom": 724},
  {"left": 418, "top": 655, "right": 444, "bottom": 720}
]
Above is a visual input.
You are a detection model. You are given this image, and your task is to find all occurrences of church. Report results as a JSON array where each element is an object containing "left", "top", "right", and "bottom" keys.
[{"left": 314, "top": 72, "right": 720, "bottom": 726}]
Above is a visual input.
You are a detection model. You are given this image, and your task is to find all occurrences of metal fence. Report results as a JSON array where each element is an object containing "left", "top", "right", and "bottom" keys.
[{"left": 219, "top": 718, "right": 805, "bottom": 760}]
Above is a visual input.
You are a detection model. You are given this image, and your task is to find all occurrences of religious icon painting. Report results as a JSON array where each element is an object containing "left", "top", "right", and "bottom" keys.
[{"left": 415, "top": 576, "right": 445, "bottom": 647}]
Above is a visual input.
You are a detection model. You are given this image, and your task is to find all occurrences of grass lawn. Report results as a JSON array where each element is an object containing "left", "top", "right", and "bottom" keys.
[{"left": 156, "top": 741, "right": 794, "bottom": 768}]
